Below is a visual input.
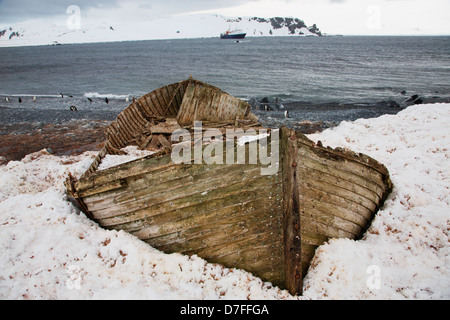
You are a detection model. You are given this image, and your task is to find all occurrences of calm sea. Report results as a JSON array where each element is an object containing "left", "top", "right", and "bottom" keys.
[{"left": 1, "top": 36, "right": 449, "bottom": 125}]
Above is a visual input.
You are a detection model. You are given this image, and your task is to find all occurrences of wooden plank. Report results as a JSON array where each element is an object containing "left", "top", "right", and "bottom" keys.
[
  {"left": 139, "top": 95, "right": 156, "bottom": 118},
  {"left": 148, "top": 91, "right": 165, "bottom": 117},
  {"left": 300, "top": 165, "right": 380, "bottom": 207},
  {"left": 128, "top": 103, "right": 148, "bottom": 128},
  {"left": 84, "top": 161, "right": 264, "bottom": 217},
  {"left": 300, "top": 176, "right": 377, "bottom": 213},
  {"left": 150, "top": 118, "right": 181, "bottom": 134},
  {"left": 73, "top": 150, "right": 174, "bottom": 192},
  {"left": 111, "top": 121, "right": 128, "bottom": 150},
  {"left": 97, "top": 170, "right": 279, "bottom": 228},
  {"left": 295, "top": 131, "right": 390, "bottom": 177},
  {"left": 299, "top": 185, "right": 370, "bottom": 227},
  {"left": 300, "top": 151, "right": 386, "bottom": 198},
  {"left": 114, "top": 183, "right": 280, "bottom": 234},
  {"left": 173, "top": 83, "right": 186, "bottom": 117},
  {"left": 298, "top": 148, "right": 386, "bottom": 196},
  {"left": 163, "top": 83, "right": 181, "bottom": 116},
  {"left": 116, "top": 116, "right": 133, "bottom": 142},
  {"left": 105, "top": 125, "right": 121, "bottom": 150},
  {"left": 74, "top": 179, "right": 127, "bottom": 198},
  {"left": 141, "top": 204, "right": 281, "bottom": 253},
  {"left": 300, "top": 215, "right": 355, "bottom": 239},
  {"left": 281, "top": 127, "right": 302, "bottom": 296},
  {"left": 154, "top": 90, "right": 169, "bottom": 116},
  {"left": 300, "top": 230, "right": 328, "bottom": 246},
  {"left": 300, "top": 243, "right": 318, "bottom": 277},
  {"left": 113, "top": 163, "right": 263, "bottom": 207},
  {"left": 301, "top": 202, "right": 363, "bottom": 236},
  {"left": 176, "top": 83, "right": 196, "bottom": 125},
  {"left": 105, "top": 122, "right": 124, "bottom": 149},
  {"left": 142, "top": 94, "right": 159, "bottom": 116},
  {"left": 134, "top": 99, "right": 153, "bottom": 121},
  {"left": 157, "top": 87, "right": 171, "bottom": 116},
  {"left": 135, "top": 196, "right": 285, "bottom": 287},
  {"left": 176, "top": 81, "right": 254, "bottom": 127}
]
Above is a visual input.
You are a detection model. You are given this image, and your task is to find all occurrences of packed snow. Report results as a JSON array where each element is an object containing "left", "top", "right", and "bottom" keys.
[
  {"left": 97, "top": 146, "right": 155, "bottom": 171},
  {"left": 0, "top": 103, "right": 449, "bottom": 299}
]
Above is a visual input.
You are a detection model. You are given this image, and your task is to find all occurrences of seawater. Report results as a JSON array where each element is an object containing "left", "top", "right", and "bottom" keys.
[{"left": 1, "top": 36, "right": 449, "bottom": 124}]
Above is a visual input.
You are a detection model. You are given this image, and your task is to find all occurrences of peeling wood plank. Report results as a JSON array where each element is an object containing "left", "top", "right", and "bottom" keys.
[{"left": 281, "top": 127, "right": 302, "bottom": 296}]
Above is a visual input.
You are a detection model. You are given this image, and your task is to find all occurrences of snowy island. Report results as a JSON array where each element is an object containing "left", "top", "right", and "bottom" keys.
[{"left": 0, "top": 14, "right": 323, "bottom": 47}]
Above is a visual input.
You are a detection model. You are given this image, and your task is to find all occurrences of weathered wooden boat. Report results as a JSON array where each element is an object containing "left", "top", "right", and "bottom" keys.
[{"left": 65, "top": 77, "right": 392, "bottom": 295}]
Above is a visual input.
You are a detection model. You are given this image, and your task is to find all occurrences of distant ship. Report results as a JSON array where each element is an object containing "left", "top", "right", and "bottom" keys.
[{"left": 220, "top": 30, "right": 246, "bottom": 39}]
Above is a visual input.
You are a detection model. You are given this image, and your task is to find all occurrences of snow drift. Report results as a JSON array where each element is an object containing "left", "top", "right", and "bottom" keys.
[{"left": 0, "top": 103, "right": 449, "bottom": 299}]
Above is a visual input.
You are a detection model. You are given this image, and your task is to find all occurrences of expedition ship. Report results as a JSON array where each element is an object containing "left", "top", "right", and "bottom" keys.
[{"left": 220, "top": 29, "right": 246, "bottom": 39}]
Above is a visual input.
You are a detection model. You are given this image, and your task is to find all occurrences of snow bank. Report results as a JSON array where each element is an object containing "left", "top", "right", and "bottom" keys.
[
  {"left": 0, "top": 103, "right": 449, "bottom": 299},
  {"left": 304, "top": 103, "right": 450, "bottom": 299}
]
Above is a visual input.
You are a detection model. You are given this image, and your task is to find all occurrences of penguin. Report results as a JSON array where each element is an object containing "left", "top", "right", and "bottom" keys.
[
  {"left": 87, "top": 98, "right": 93, "bottom": 103},
  {"left": 33, "top": 96, "right": 37, "bottom": 102},
  {"left": 125, "top": 96, "right": 129, "bottom": 103},
  {"left": 5, "top": 97, "right": 10, "bottom": 102},
  {"left": 18, "top": 97, "right": 22, "bottom": 103},
  {"left": 60, "top": 93, "right": 64, "bottom": 98},
  {"left": 105, "top": 97, "right": 109, "bottom": 104},
  {"left": 285, "top": 110, "right": 290, "bottom": 119},
  {"left": 70, "top": 105, "right": 78, "bottom": 111}
]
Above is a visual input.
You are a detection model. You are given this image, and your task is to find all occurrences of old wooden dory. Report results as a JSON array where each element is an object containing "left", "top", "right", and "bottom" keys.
[{"left": 65, "top": 78, "right": 392, "bottom": 295}]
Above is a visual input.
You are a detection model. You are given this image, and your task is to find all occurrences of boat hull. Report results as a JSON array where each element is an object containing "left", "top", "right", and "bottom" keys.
[
  {"left": 220, "top": 33, "right": 246, "bottom": 39},
  {"left": 65, "top": 78, "right": 392, "bottom": 296}
]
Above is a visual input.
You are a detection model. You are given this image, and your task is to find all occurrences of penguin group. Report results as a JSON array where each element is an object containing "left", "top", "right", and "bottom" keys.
[
  {"left": 4, "top": 96, "right": 37, "bottom": 103},
  {"left": 3, "top": 92, "right": 134, "bottom": 112}
]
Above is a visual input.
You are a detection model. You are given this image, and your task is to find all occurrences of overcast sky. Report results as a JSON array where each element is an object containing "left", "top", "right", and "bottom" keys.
[{"left": 0, "top": 0, "right": 449, "bottom": 35}]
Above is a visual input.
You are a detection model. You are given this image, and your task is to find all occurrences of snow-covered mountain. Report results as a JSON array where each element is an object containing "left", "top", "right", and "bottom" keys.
[{"left": 0, "top": 14, "right": 322, "bottom": 47}]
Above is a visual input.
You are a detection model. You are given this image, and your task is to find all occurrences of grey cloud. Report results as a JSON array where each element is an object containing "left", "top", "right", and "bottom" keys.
[
  {"left": 0, "top": 0, "right": 251, "bottom": 24},
  {"left": 0, "top": 0, "right": 116, "bottom": 23}
]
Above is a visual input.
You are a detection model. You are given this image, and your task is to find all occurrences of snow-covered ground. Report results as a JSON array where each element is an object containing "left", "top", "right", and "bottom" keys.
[
  {"left": 0, "top": 103, "right": 449, "bottom": 299},
  {"left": 0, "top": 14, "right": 319, "bottom": 47}
]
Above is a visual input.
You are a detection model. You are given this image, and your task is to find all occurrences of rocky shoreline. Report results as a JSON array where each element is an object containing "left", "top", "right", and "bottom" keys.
[
  {"left": 1, "top": 94, "right": 448, "bottom": 163},
  {"left": 0, "top": 119, "right": 109, "bottom": 163}
]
